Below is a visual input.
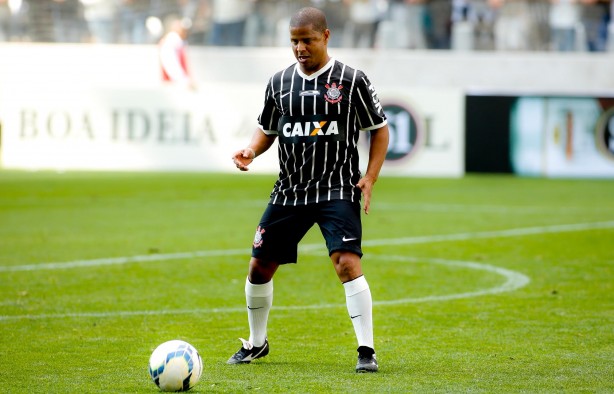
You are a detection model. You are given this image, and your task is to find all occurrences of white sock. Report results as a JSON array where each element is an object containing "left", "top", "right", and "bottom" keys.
[
  {"left": 245, "top": 278, "right": 273, "bottom": 347},
  {"left": 344, "top": 276, "right": 374, "bottom": 351}
]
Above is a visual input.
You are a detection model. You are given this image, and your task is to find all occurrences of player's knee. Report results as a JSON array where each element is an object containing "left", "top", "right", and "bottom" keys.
[
  {"left": 333, "top": 252, "right": 362, "bottom": 282},
  {"left": 248, "top": 258, "right": 277, "bottom": 284}
]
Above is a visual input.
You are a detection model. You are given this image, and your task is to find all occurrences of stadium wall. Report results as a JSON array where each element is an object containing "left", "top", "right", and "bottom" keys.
[{"left": 0, "top": 45, "right": 613, "bottom": 177}]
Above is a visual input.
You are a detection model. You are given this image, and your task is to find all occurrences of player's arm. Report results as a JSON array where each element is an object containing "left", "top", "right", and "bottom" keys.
[
  {"left": 232, "top": 128, "right": 278, "bottom": 171},
  {"left": 357, "top": 124, "right": 389, "bottom": 214}
]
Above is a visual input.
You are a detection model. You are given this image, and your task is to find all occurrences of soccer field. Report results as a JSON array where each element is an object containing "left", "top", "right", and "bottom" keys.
[{"left": 0, "top": 171, "right": 612, "bottom": 393}]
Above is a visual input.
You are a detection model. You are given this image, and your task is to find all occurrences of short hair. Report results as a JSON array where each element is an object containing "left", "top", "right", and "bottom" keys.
[{"left": 289, "top": 7, "right": 328, "bottom": 33}]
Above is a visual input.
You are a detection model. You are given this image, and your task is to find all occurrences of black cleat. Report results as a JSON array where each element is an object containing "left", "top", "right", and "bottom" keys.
[
  {"left": 227, "top": 338, "right": 269, "bottom": 364},
  {"left": 356, "top": 346, "right": 378, "bottom": 373}
]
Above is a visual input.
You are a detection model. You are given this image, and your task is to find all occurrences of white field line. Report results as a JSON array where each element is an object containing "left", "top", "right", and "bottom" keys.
[
  {"left": 0, "top": 249, "right": 250, "bottom": 273},
  {"left": 1, "top": 220, "right": 613, "bottom": 273},
  {"left": 372, "top": 255, "right": 530, "bottom": 305},
  {"left": 0, "top": 220, "right": 610, "bottom": 321},
  {"left": 376, "top": 203, "right": 606, "bottom": 214},
  {"left": 0, "top": 255, "right": 529, "bottom": 322},
  {"left": 361, "top": 220, "right": 614, "bottom": 248}
]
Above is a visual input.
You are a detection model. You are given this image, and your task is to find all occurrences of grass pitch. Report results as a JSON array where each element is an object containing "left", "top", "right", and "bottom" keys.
[{"left": 0, "top": 171, "right": 612, "bottom": 393}]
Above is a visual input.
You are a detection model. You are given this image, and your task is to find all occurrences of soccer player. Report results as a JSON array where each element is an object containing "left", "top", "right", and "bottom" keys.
[
  {"left": 228, "top": 6, "right": 389, "bottom": 373},
  {"left": 159, "top": 17, "right": 196, "bottom": 90}
]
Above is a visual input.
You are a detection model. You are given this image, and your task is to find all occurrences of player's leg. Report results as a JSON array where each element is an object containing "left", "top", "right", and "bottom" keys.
[
  {"left": 226, "top": 257, "right": 278, "bottom": 365},
  {"left": 245, "top": 257, "right": 278, "bottom": 348},
  {"left": 318, "top": 200, "right": 378, "bottom": 372},
  {"left": 332, "top": 252, "right": 378, "bottom": 372},
  {"left": 228, "top": 204, "right": 313, "bottom": 364}
]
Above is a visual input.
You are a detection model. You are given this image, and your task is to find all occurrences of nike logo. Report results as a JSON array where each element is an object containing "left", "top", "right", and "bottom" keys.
[
  {"left": 280, "top": 91, "right": 291, "bottom": 99},
  {"left": 247, "top": 306, "right": 263, "bottom": 310},
  {"left": 350, "top": 314, "right": 362, "bottom": 319},
  {"left": 241, "top": 342, "right": 269, "bottom": 362},
  {"left": 342, "top": 236, "right": 357, "bottom": 242}
]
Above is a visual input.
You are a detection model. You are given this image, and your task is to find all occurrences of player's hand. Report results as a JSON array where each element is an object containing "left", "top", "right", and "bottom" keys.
[
  {"left": 231, "top": 148, "right": 255, "bottom": 171},
  {"left": 356, "top": 176, "right": 375, "bottom": 215}
]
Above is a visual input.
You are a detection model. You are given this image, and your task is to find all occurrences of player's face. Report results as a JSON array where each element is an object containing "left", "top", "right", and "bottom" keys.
[{"left": 290, "top": 24, "right": 330, "bottom": 75}]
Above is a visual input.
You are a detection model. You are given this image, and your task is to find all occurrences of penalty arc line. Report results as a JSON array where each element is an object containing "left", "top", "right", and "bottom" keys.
[
  {"left": 1, "top": 220, "right": 612, "bottom": 272},
  {"left": 0, "top": 254, "right": 530, "bottom": 322},
  {"left": 1, "top": 220, "right": 611, "bottom": 321}
]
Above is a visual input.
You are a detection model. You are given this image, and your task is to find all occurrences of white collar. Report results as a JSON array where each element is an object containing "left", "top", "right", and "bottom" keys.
[{"left": 295, "top": 57, "right": 335, "bottom": 81}]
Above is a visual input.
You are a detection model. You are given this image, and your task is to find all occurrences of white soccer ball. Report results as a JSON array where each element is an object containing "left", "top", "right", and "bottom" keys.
[{"left": 148, "top": 340, "right": 203, "bottom": 392}]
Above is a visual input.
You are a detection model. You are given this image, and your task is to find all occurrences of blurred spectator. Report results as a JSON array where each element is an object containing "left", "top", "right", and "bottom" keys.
[
  {"left": 117, "top": 0, "right": 150, "bottom": 44},
  {"left": 244, "top": 0, "right": 274, "bottom": 47},
  {"left": 27, "top": 1, "right": 57, "bottom": 42},
  {"left": 0, "top": 0, "right": 8, "bottom": 41},
  {"left": 531, "top": 0, "right": 552, "bottom": 50},
  {"left": 472, "top": 0, "right": 497, "bottom": 50},
  {"left": 176, "top": 0, "right": 205, "bottom": 21},
  {"left": 159, "top": 15, "right": 196, "bottom": 89},
  {"left": 425, "top": 0, "right": 453, "bottom": 49},
  {"left": 243, "top": 0, "right": 277, "bottom": 46},
  {"left": 379, "top": 0, "right": 427, "bottom": 49},
  {"left": 51, "top": 0, "right": 89, "bottom": 43},
  {"left": 491, "top": 0, "right": 545, "bottom": 51},
  {"left": 150, "top": 0, "right": 181, "bottom": 19},
  {"left": 267, "top": 0, "right": 312, "bottom": 46},
  {"left": 451, "top": 0, "right": 474, "bottom": 50},
  {"left": 167, "top": 0, "right": 210, "bottom": 45},
  {"left": 4, "top": 0, "right": 29, "bottom": 41},
  {"left": 0, "top": 0, "right": 609, "bottom": 52},
  {"left": 580, "top": 0, "right": 610, "bottom": 51},
  {"left": 451, "top": 0, "right": 470, "bottom": 23},
  {"left": 172, "top": 0, "right": 209, "bottom": 44},
  {"left": 344, "top": 0, "right": 387, "bottom": 48},
  {"left": 209, "top": 0, "right": 253, "bottom": 46},
  {"left": 82, "top": 0, "right": 117, "bottom": 43},
  {"left": 319, "top": 0, "right": 348, "bottom": 47},
  {"left": 549, "top": 0, "right": 582, "bottom": 51}
]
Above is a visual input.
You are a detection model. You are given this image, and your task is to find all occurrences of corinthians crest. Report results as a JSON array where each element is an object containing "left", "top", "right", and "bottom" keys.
[
  {"left": 324, "top": 82, "right": 343, "bottom": 104},
  {"left": 253, "top": 226, "right": 265, "bottom": 248}
]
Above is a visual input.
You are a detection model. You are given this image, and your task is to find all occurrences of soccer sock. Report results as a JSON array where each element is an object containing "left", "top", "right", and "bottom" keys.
[
  {"left": 343, "top": 275, "right": 374, "bottom": 352},
  {"left": 245, "top": 277, "right": 273, "bottom": 348}
]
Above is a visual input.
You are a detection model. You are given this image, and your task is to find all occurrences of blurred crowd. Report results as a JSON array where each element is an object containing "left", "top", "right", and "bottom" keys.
[{"left": 0, "top": 0, "right": 612, "bottom": 52}]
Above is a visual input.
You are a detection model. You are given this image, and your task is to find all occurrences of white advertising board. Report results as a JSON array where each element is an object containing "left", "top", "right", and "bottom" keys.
[
  {"left": 2, "top": 44, "right": 614, "bottom": 177},
  {"left": 510, "top": 96, "right": 614, "bottom": 178},
  {"left": 372, "top": 88, "right": 464, "bottom": 177},
  {"left": 1, "top": 84, "right": 278, "bottom": 173},
  {"left": 1, "top": 75, "right": 463, "bottom": 177}
]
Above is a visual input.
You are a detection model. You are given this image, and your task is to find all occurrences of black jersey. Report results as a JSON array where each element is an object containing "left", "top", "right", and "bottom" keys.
[{"left": 258, "top": 58, "right": 387, "bottom": 206}]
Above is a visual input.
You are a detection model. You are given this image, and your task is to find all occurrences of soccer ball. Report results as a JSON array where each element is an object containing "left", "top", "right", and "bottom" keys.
[{"left": 148, "top": 340, "right": 203, "bottom": 392}]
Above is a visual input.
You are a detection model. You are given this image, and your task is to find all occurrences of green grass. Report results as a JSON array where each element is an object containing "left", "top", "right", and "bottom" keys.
[{"left": 0, "top": 171, "right": 612, "bottom": 393}]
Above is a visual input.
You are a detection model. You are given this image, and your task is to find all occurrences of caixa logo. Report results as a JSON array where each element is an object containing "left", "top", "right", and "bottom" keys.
[
  {"left": 596, "top": 107, "right": 614, "bottom": 161},
  {"left": 381, "top": 103, "right": 424, "bottom": 161}
]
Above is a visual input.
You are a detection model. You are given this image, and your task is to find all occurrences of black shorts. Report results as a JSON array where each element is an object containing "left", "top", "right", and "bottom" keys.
[{"left": 251, "top": 200, "right": 363, "bottom": 264}]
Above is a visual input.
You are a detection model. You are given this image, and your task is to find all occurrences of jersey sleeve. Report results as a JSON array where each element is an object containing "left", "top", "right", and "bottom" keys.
[
  {"left": 257, "top": 78, "right": 281, "bottom": 135},
  {"left": 353, "top": 71, "right": 387, "bottom": 131}
]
